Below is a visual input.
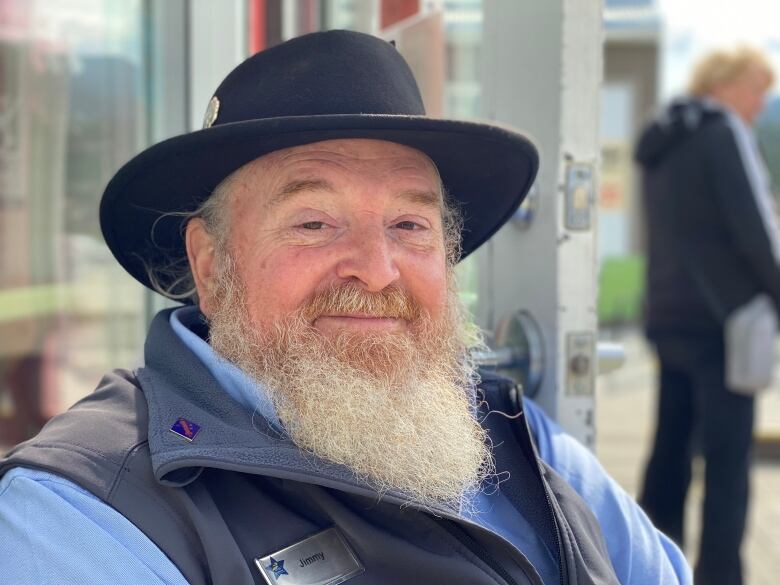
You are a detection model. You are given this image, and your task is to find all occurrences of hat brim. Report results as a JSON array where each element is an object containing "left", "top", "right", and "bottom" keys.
[{"left": 100, "top": 114, "right": 538, "bottom": 297}]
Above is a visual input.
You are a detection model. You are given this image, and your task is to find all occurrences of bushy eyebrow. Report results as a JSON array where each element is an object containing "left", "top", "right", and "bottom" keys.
[
  {"left": 396, "top": 189, "right": 442, "bottom": 210},
  {"left": 266, "top": 179, "right": 335, "bottom": 209}
]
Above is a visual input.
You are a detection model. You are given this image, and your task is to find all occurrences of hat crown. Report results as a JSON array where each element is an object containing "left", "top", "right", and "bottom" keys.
[{"left": 211, "top": 30, "right": 426, "bottom": 125}]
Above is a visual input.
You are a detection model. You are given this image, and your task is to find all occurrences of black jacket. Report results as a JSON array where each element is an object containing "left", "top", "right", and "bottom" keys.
[{"left": 635, "top": 98, "right": 780, "bottom": 335}]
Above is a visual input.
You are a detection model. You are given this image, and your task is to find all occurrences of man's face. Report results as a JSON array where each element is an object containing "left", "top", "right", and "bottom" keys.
[{"left": 191, "top": 139, "right": 449, "bottom": 333}]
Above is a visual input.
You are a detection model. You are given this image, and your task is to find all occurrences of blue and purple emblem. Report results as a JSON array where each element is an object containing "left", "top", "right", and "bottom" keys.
[{"left": 170, "top": 417, "right": 201, "bottom": 442}]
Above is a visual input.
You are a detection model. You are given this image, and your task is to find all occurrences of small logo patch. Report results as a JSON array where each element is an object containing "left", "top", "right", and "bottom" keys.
[
  {"left": 170, "top": 418, "right": 201, "bottom": 442},
  {"left": 266, "top": 557, "right": 289, "bottom": 579}
]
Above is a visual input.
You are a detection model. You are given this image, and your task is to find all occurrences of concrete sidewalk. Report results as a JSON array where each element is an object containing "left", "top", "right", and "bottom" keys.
[{"left": 596, "top": 331, "right": 780, "bottom": 584}]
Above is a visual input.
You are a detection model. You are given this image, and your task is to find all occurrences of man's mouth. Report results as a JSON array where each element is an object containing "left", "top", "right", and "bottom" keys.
[{"left": 313, "top": 314, "right": 408, "bottom": 334}]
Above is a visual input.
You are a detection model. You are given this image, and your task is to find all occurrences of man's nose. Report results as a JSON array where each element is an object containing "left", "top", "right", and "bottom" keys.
[{"left": 335, "top": 224, "right": 400, "bottom": 292}]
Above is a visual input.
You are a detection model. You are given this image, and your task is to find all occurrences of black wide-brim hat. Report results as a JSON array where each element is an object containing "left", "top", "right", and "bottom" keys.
[{"left": 100, "top": 29, "right": 539, "bottom": 297}]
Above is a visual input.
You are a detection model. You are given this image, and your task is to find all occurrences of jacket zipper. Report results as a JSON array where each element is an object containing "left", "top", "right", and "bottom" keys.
[
  {"left": 434, "top": 517, "right": 532, "bottom": 585},
  {"left": 541, "top": 479, "right": 567, "bottom": 585},
  {"left": 507, "top": 382, "right": 567, "bottom": 585}
]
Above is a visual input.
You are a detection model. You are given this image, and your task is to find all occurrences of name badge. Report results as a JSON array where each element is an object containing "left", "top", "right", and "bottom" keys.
[{"left": 255, "top": 527, "right": 364, "bottom": 585}]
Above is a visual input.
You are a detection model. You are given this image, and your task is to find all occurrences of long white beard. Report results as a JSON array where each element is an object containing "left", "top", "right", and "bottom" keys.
[{"left": 208, "top": 254, "right": 494, "bottom": 510}]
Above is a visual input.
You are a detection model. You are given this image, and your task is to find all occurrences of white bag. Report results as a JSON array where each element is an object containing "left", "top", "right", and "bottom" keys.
[{"left": 725, "top": 294, "right": 777, "bottom": 394}]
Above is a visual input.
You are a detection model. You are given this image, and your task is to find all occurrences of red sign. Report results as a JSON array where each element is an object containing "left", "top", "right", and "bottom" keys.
[{"left": 381, "top": 0, "right": 419, "bottom": 29}]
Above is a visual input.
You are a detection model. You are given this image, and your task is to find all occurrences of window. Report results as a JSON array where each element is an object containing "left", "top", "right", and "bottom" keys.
[{"left": 0, "top": 0, "right": 149, "bottom": 444}]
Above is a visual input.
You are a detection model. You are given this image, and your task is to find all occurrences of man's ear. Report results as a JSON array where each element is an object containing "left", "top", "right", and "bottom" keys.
[{"left": 185, "top": 218, "right": 218, "bottom": 317}]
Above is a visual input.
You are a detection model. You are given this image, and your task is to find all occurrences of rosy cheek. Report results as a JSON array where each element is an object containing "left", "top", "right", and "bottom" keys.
[
  {"left": 255, "top": 249, "right": 333, "bottom": 308},
  {"left": 404, "top": 259, "right": 448, "bottom": 316}
]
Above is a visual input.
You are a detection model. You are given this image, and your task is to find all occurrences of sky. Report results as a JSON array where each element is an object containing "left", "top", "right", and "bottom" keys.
[{"left": 658, "top": 0, "right": 780, "bottom": 98}]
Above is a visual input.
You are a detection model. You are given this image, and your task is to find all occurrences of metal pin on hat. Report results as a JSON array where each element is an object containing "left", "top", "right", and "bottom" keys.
[{"left": 203, "top": 96, "right": 220, "bottom": 128}]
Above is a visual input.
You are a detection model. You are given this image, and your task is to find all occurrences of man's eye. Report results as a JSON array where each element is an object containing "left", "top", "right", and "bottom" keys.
[
  {"left": 300, "top": 221, "right": 326, "bottom": 230},
  {"left": 395, "top": 220, "right": 420, "bottom": 230}
]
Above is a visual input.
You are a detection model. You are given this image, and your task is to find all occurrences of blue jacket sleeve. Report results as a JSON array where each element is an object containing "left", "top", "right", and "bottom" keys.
[
  {"left": 522, "top": 398, "right": 692, "bottom": 585},
  {"left": 0, "top": 467, "right": 188, "bottom": 585}
]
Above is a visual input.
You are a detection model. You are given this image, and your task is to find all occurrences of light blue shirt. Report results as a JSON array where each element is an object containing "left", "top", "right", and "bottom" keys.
[{"left": 0, "top": 307, "right": 691, "bottom": 584}]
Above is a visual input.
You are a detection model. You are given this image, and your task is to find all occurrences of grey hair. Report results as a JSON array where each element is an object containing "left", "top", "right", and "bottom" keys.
[
  {"left": 441, "top": 188, "right": 463, "bottom": 266},
  {"left": 145, "top": 177, "right": 463, "bottom": 304},
  {"left": 145, "top": 174, "right": 235, "bottom": 303}
]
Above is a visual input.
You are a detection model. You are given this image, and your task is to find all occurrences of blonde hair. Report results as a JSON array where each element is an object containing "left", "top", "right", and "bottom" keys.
[{"left": 688, "top": 46, "right": 775, "bottom": 96}]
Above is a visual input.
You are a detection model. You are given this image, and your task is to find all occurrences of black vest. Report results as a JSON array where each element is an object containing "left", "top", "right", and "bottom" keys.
[{"left": 1, "top": 309, "right": 619, "bottom": 585}]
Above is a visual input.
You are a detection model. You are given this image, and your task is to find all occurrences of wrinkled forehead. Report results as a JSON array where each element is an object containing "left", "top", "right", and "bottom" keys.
[{"left": 222, "top": 138, "right": 444, "bottom": 207}]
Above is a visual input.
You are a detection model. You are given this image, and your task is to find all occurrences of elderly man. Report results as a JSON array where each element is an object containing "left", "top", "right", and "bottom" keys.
[{"left": 1, "top": 31, "right": 687, "bottom": 585}]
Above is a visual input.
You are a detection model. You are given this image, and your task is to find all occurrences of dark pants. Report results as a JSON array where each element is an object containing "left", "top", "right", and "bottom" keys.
[{"left": 639, "top": 333, "right": 754, "bottom": 585}]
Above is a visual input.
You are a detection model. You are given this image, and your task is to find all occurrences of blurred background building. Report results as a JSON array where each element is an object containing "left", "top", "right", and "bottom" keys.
[{"left": 1, "top": 0, "right": 779, "bottom": 579}]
